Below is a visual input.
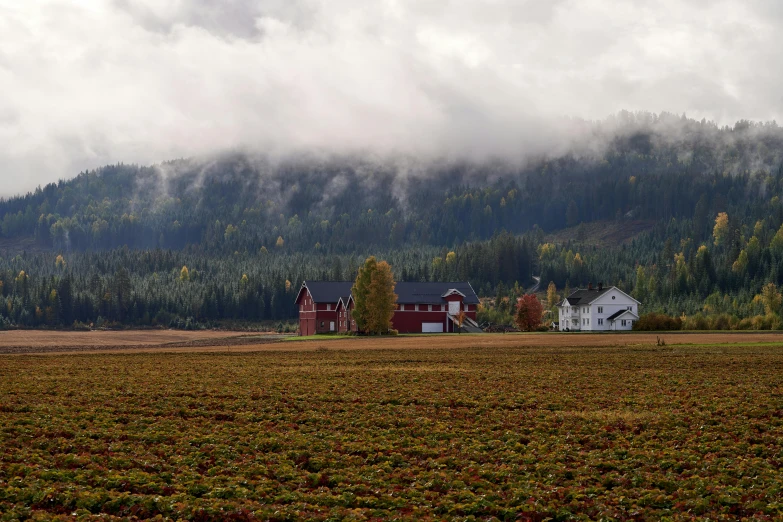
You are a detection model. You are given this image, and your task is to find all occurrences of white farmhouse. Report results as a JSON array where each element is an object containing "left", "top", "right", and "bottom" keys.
[{"left": 558, "top": 284, "right": 639, "bottom": 331}]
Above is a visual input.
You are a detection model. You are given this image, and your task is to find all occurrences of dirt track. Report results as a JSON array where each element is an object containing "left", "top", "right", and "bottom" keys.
[{"left": 3, "top": 330, "right": 783, "bottom": 355}]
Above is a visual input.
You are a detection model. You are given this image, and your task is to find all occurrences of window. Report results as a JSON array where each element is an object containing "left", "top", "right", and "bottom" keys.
[
  {"left": 572, "top": 307, "right": 577, "bottom": 313},
  {"left": 320, "top": 321, "right": 324, "bottom": 327},
  {"left": 612, "top": 296, "right": 616, "bottom": 300},
  {"left": 597, "top": 306, "right": 603, "bottom": 313},
  {"left": 627, "top": 306, "right": 632, "bottom": 311},
  {"left": 327, "top": 304, "right": 331, "bottom": 311},
  {"left": 464, "top": 303, "right": 469, "bottom": 312},
  {"left": 428, "top": 304, "right": 432, "bottom": 311},
  {"left": 598, "top": 318, "right": 603, "bottom": 325},
  {"left": 621, "top": 320, "right": 627, "bottom": 327}
]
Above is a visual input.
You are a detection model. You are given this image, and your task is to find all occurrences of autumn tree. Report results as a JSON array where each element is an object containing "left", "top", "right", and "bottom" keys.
[
  {"left": 546, "top": 281, "right": 559, "bottom": 311},
  {"left": 713, "top": 212, "right": 729, "bottom": 246},
  {"left": 180, "top": 266, "right": 190, "bottom": 282},
  {"left": 351, "top": 256, "right": 398, "bottom": 334},
  {"left": 456, "top": 309, "right": 466, "bottom": 334},
  {"left": 757, "top": 283, "right": 782, "bottom": 316},
  {"left": 515, "top": 294, "right": 544, "bottom": 332}
]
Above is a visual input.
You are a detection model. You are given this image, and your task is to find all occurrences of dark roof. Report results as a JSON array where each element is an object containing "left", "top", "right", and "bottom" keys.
[
  {"left": 607, "top": 309, "right": 637, "bottom": 321},
  {"left": 301, "top": 281, "right": 479, "bottom": 305},
  {"left": 394, "top": 282, "right": 479, "bottom": 305},
  {"left": 564, "top": 287, "right": 613, "bottom": 305},
  {"left": 301, "top": 281, "right": 353, "bottom": 303}
]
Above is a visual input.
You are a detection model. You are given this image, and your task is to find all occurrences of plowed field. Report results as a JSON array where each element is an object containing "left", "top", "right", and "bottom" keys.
[
  {"left": 1, "top": 334, "right": 782, "bottom": 519},
  {"left": 4, "top": 330, "right": 783, "bottom": 355}
]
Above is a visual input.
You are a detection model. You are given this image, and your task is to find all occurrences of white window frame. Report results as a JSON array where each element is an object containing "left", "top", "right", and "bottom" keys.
[
  {"left": 598, "top": 306, "right": 603, "bottom": 313},
  {"left": 621, "top": 319, "right": 627, "bottom": 327},
  {"left": 598, "top": 318, "right": 603, "bottom": 325},
  {"left": 327, "top": 304, "right": 332, "bottom": 311},
  {"left": 428, "top": 304, "right": 432, "bottom": 311}
]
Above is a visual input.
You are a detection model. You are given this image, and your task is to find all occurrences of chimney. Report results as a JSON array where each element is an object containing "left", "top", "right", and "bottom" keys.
[
  {"left": 588, "top": 282, "right": 593, "bottom": 290},
  {"left": 598, "top": 282, "right": 603, "bottom": 291}
]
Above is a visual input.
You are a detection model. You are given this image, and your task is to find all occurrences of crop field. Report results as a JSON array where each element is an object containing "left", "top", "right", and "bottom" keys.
[{"left": 1, "top": 337, "right": 782, "bottom": 520}]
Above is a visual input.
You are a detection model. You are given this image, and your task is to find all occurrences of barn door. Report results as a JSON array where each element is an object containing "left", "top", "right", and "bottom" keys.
[{"left": 448, "top": 301, "right": 460, "bottom": 315}]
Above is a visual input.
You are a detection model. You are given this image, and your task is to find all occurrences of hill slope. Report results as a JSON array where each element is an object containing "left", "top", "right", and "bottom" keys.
[
  {"left": 2, "top": 113, "right": 783, "bottom": 329},
  {"left": 1, "top": 113, "right": 782, "bottom": 254}
]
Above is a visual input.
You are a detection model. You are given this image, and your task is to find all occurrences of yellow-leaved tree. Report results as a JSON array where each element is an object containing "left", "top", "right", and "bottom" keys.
[
  {"left": 757, "top": 282, "right": 782, "bottom": 316},
  {"left": 546, "top": 281, "right": 559, "bottom": 311},
  {"left": 351, "top": 257, "right": 398, "bottom": 335},
  {"left": 713, "top": 212, "right": 729, "bottom": 246}
]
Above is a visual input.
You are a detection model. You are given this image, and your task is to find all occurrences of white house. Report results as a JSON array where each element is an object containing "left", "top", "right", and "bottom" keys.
[{"left": 558, "top": 284, "right": 639, "bottom": 331}]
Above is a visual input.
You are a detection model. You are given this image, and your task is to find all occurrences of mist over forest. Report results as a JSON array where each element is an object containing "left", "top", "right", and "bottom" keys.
[{"left": 2, "top": 111, "right": 783, "bottom": 329}]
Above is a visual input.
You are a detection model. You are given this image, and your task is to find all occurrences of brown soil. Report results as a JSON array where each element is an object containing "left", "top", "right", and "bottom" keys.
[
  {"left": 3, "top": 330, "right": 783, "bottom": 356},
  {"left": 0, "top": 330, "right": 283, "bottom": 354}
]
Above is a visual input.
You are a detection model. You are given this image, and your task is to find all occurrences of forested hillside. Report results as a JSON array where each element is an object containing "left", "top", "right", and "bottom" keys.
[{"left": 3, "top": 112, "right": 783, "bottom": 329}]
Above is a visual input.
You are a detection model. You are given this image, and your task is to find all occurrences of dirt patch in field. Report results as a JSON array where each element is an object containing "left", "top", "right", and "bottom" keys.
[
  {"left": 6, "top": 331, "right": 783, "bottom": 355},
  {"left": 0, "top": 330, "right": 283, "bottom": 354}
]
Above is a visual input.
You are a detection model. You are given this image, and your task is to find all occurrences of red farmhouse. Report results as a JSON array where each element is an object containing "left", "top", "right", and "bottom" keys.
[{"left": 296, "top": 281, "right": 481, "bottom": 335}]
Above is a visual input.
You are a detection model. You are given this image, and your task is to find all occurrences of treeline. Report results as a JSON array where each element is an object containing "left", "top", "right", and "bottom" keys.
[{"left": 0, "top": 233, "right": 535, "bottom": 329}]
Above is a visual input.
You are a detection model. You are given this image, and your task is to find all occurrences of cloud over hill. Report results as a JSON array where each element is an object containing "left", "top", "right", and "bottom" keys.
[{"left": 1, "top": 0, "right": 782, "bottom": 195}]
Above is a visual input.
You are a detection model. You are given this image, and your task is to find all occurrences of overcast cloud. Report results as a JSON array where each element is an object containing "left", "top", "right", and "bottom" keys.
[{"left": 1, "top": 0, "right": 782, "bottom": 196}]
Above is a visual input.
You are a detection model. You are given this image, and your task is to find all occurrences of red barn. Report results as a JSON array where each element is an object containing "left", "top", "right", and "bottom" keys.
[
  {"left": 297, "top": 281, "right": 480, "bottom": 335},
  {"left": 295, "top": 281, "right": 353, "bottom": 336}
]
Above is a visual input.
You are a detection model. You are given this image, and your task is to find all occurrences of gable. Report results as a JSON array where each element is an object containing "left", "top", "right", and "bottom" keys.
[
  {"left": 607, "top": 309, "right": 639, "bottom": 321},
  {"left": 590, "top": 287, "right": 639, "bottom": 306},
  {"left": 295, "top": 284, "right": 311, "bottom": 305}
]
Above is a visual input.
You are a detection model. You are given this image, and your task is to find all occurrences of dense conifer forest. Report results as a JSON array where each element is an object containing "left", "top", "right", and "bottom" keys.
[{"left": 3, "top": 112, "right": 783, "bottom": 329}]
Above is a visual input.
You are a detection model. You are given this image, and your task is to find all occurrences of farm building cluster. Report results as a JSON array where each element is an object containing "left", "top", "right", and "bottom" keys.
[{"left": 296, "top": 281, "right": 482, "bottom": 335}]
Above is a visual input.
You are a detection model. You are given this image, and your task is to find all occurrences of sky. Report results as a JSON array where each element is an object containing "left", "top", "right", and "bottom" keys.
[{"left": 1, "top": 0, "right": 782, "bottom": 196}]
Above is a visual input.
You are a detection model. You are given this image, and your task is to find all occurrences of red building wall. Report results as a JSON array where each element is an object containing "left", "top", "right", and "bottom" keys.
[
  {"left": 391, "top": 302, "right": 477, "bottom": 333},
  {"left": 298, "top": 288, "right": 477, "bottom": 335},
  {"left": 297, "top": 290, "right": 340, "bottom": 335}
]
